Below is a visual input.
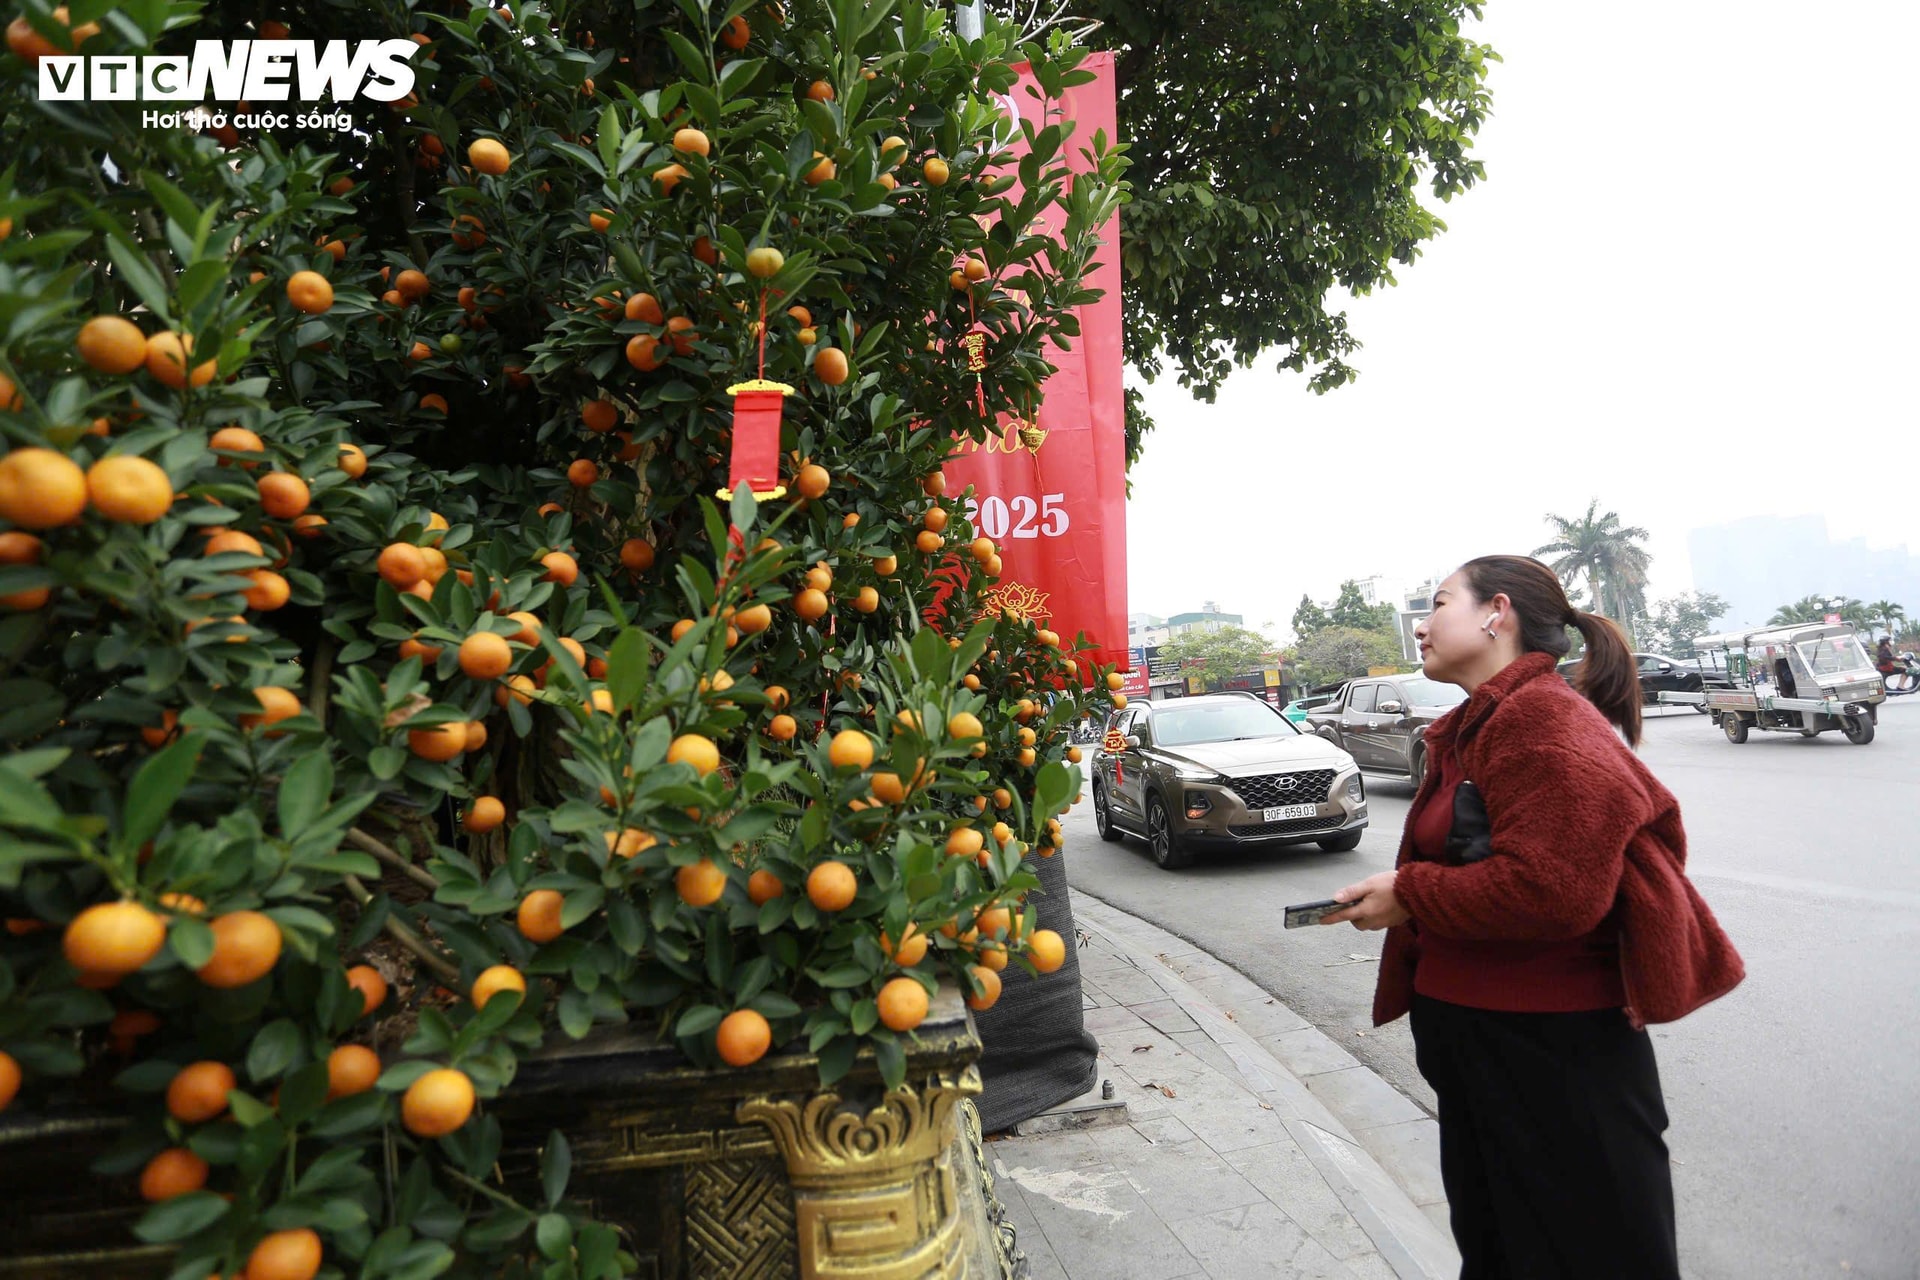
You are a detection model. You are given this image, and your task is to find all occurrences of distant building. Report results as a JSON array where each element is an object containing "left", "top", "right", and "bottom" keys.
[
  {"left": 1127, "top": 611, "right": 1169, "bottom": 648},
  {"left": 1126, "top": 604, "right": 1286, "bottom": 703},
  {"left": 1354, "top": 575, "right": 1389, "bottom": 605},
  {"left": 1688, "top": 516, "right": 1920, "bottom": 629},
  {"left": 1165, "top": 607, "right": 1241, "bottom": 635},
  {"left": 1395, "top": 577, "right": 1441, "bottom": 662}
]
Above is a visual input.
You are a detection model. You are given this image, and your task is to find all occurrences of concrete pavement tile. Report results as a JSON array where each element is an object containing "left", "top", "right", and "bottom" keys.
[
  {"left": 1084, "top": 1004, "right": 1155, "bottom": 1036},
  {"left": 1133, "top": 997, "right": 1202, "bottom": 1036},
  {"left": 1120, "top": 1088, "right": 1174, "bottom": 1121},
  {"left": 1352, "top": 1117, "right": 1446, "bottom": 1207},
  {"left": 1258, "top": 1027, "right": 1363, "bottom": 1080},
  {"left": 1076, "top": 957, "right": 1138, "bottom": 985},
  {"left": 991, "top": 1178, "right": 1071, "bottom": 1280},
  {"left": 990, "top": 1128, "right": 1106, "bottom": 1172},
  {"left": 1419, "top": 1201, "right": 1452, "bottom": 1240},
  {"left": 1340, "top": 1251, "right": 1400, "bottom": 1279},
  {"left": 1288, "top": 1120, "right": 1460, "bottom": 1279},
  {"left": 1222, "top": 1140, "right": 1379, "bottom": 1262},
  {"left": 1245, "top": 1058, "right": 1357, "bottom": 1141},
  {"left": 1082, "top": 1122, "right": 1270, "bottom": 1223},
  {"left": 1182, "top": 985, "right": 1313, "bottom": 1042},
  {"left": 997, "top": 1154, "right": 1204, "bottom": 1280},
  {"left": 1167, "top": 1200, "right": 1353, "bottom": 1279},
  {"left": 1170, "top": 1089, "right": 1295, "bottom": 1154},
  {"left": 1304, "top": 1065, "right": 1428, "bottom": 1131},
  {"left": 1106, "top": 1051, "right": 1212, "bottom": 1099},
  {"left": 1089, "top": 966, "right": 1168, "bottom": 1006},
  {"left": 1087, "top": 1113, "right": 1200, "bottom": 1156},
  {"left": 1168, "top": 1027, "right": 1239, "bottom": 1075},
  {"left": 1082, "top": 990, "right": 1109, "bottom": 1009}
]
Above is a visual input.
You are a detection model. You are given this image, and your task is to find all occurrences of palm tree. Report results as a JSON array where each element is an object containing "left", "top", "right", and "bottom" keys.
[
  {"left": 1534, "top": 499, "right": 1653, "bottom": 642},
  {"left": 1769, "top": 595, "right": 1871, "bottom": 628},
  {"left": 1868, "top": 599, "right": 1907, "bottom": 640},
  {"left": 1769, "top": 595, "right": 1828, "bottom": 625}
]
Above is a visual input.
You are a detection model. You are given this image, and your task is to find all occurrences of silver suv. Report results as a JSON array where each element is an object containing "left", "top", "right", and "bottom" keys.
[{"left": 1092, "top": 692, "right": 1368, "bottom": 870}]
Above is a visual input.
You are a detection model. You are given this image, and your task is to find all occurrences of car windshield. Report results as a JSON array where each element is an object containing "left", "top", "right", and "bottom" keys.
[
  {"left": 1795, "top": 634, "right": 1873, "bottom": 678},
  {"left": 1393, "top": 677, "right": 1467, "bottom": 708},
  {"left": 1153, "top": 701, "right": 1297, "bottom": 746}
]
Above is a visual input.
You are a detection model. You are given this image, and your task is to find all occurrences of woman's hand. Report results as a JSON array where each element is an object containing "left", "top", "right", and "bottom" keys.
[{"left": 1321, "top": 870, "right": 1410, "bottom": 931}]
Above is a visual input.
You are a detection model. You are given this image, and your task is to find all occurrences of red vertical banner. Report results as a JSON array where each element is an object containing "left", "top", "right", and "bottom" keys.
[{"left": 945, "top": 53, "right": 1127, "bottom": 680}]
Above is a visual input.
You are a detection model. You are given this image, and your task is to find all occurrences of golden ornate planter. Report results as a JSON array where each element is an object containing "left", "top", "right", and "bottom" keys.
[{"left": 0, "top": 985, "right": 1025, "bottom": 1280}]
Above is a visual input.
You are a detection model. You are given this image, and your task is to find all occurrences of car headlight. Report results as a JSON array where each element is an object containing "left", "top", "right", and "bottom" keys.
[
  {"left": 1345, "top": 775, "right": 1365, "bottom": 803},
  {"left": 1173, "top": 765, "right": 1226, "bottom": 784}
]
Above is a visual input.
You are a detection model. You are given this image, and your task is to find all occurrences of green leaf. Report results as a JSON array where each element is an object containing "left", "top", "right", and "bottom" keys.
[
  {"left": 104, "top": 232, "right": 171, "bottom": 320},
  {"left": 873, "top": 1033, "right": 906, "bottom": 1090},
  {"left": 308, "top": 1089, "right": 387, "bottom": 1138},
  {"left": 276, "top": 751, "right": 333, "bottom": 836},
  {"left": 245, "top": 1018, "right": 304, "bottom": 1082},
  {"left": 369, "top": 746, "right": 407, "bottom": 780},
  {"left": 536, "top": 1212, "right": 573, "bottom": 1261},
  {"left": 675, "top": 1004, "right": 722, "bottom": 1038},
  {"left": 227, "top": 1090, "right": 276, "bottom": 1127},
  {"left": 119, "top": 735, "right": 202, "bottom": 856},
  {"left": 1034, "top": 759, "right": 1072, "bottom": 817},
  {"left": 683, "top": 81, "right": 722, "bottom": 129},
  {"left": 541, "top": 1130, "right": 571, "bottom": 1208},
  {"left": 377, "top": 1059, "right": 439, "bottom": 1092},
  {"left": 132, "top": 1191, "right": 228, "bottom": 1243},
  {"left": 817, "top": 1035, "right": 856, "bottom": 1085},
  {"left": 661, "top": 30, "right": 711, "bottom": 82},
  {"left": 276, "top": 1059, "right": 332, "bottom": 1128},
  {"left": 808, "top": 964, "right": 869, "bottom": 989},
  {"left": 168, "top": 915, "right": 215, "bottom": 969},
  {"left": 606, "top": 628, "right": 652, "bottom": 712}
]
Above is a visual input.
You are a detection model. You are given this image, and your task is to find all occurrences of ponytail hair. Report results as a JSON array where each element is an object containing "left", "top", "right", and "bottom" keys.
[{"left": 1459, "top": 555, "right": 1643, "bottom": 747}]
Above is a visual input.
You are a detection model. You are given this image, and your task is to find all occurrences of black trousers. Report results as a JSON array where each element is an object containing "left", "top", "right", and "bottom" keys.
[{"left": 1411, "top": 994, "right": 1680, "bottom": 1280}]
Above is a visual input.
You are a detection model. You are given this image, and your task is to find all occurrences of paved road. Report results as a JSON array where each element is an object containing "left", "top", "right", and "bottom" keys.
[{"left": 1059, "top": 695, "right": 1920, "bottom": 1280}]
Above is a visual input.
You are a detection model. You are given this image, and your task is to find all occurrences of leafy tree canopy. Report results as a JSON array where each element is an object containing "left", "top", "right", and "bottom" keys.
[
  {"left": 1156, "top": 623, "right": 1278, "bottom": 687},
  {"left": 1865, "top": 599, "right": 1909, "bottom": 641},
  {"left": 1535, "top": 498, "right": 1651, "bottom": 641},
  {"left": 1060, "top": 0, "right": 1496, "bottom": 463},
  {"left": 1288, "top": 625, "right": 1404, "bottom": 687},
  {"left": 1635, "top": 591, "right": 1728, "bottom": 658},
  {"left": 1769, "top": 595, "right": 1871, "bottom": 629},
  {"left": 1291, "top": 592, "right": 1331, "bottom": 640},
  {"left": 1328, "top": 579, "right": 1397, "bottom": 634}
]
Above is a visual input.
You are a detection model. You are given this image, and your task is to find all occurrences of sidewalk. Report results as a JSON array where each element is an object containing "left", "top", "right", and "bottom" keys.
[{"left": 986, "top": 893, "right": 1460, "bottom": 1280}]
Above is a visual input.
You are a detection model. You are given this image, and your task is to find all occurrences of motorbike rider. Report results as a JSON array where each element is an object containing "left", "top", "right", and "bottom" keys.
[{"left": 1879, "top": 636, "right": 1914, "bottom": 691}]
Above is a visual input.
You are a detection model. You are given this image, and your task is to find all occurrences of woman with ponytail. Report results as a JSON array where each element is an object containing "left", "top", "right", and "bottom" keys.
[{"left": 1323, "top": 555, "right": 1743, "bottom": 1279}]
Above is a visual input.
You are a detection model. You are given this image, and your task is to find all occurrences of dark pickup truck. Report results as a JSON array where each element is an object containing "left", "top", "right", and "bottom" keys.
[
  {"left": 1557, "top": 652, "right": 1734, "bottom": 711},
  {"left": 1302, "top": 674, "right": 1468, "bottom": 783}
]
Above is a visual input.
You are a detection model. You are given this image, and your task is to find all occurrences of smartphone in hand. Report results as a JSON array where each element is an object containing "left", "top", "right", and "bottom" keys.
[{"left": 1283, "top": 898, "right": 1345, "bottom": 929}]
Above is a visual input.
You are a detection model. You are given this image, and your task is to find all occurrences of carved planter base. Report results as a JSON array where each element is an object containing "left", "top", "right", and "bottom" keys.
[{"left": 0, "top": 985, "right": 1025, "bottom": 1280}]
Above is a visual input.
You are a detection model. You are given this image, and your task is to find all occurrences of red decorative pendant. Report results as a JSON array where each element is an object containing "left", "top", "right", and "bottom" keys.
[{"left": 720, "top": 379, "right": 793, "bottom": 501}]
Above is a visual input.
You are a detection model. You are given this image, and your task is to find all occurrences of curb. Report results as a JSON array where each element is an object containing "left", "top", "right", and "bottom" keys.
[{"left": 1071, "top": 892, "right": 1461, "bottom": 1280}]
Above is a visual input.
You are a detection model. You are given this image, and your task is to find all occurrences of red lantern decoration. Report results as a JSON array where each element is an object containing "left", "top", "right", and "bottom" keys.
[{"left": 719, "top": 379, "right": 793, "bottom": 501}]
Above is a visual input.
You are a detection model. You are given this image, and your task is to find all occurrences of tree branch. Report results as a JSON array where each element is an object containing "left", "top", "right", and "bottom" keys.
[
  {"left": 347, "top": 827, "right": 441, "bottom": 892},
  {"left": 343, "top": 873, "right": 461, "bottom": 986}
]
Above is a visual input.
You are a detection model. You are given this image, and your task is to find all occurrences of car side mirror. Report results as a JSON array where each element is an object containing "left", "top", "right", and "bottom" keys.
[
  {"left": 1123, "top": 735, "right": 1141, "bottom": 750},
  {"left": 1377, "top": 700, "right": 1403, "bottom": 715}
]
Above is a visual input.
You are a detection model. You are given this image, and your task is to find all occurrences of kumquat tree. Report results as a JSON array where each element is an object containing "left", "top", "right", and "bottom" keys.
[{"left": 0, "top": 0, "right": 1125, "bottom": 1275}]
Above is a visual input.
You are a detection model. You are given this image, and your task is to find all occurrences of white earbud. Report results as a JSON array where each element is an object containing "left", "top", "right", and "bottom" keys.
[{"left": 1483, "top": 612, "right": 1502, "bottom": 630}]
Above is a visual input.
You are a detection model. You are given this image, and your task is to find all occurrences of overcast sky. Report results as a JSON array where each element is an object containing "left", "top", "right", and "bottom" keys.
[{"left": 1122, "top": 2, "right": 1920, "bottom": 640}]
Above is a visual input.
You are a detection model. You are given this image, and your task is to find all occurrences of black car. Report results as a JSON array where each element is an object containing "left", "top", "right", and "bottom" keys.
[{"left": 1557, "top": 652, "right": 1730, "bottom": 710}]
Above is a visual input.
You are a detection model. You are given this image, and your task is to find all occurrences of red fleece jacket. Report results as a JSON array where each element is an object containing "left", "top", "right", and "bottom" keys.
[{"left": 1372, "top": 651, "right": 1745, "bottom": 1029}]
